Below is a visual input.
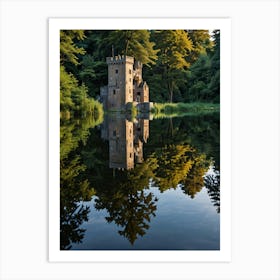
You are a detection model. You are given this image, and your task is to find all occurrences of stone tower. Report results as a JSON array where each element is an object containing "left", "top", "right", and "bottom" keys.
[
  {"left": 100, "top": 54, "right": 152, "bottom": 112},
  {"left": 105, "top": 55, "right": 134, "bottom": 110}
]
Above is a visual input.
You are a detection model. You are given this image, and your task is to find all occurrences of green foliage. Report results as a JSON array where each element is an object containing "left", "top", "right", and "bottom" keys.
[
  {"left": 60, "top": 30, "right": 104, "bottom": 117},
  {"left": 60, "top": 64, "right": 104, "bottom": 117},
  {"left": 153, "top": 30, "right": 193, "bottom": 69},
  {"left": 60, "top": 115, "right": 102, "bottom": 249},
  {"left": 59, "top": 29, "right": 221, "bottom": 248},
  {"left": 181, "top": 153, "right": 208, "bottom": 198},
  {"left": 95, "top": 184, "right": 157, "bottom": 245},
  {"left": 186, "top": 30, "right": 213, "bottom": 63},
  {"left": 151, "top": 102, "right": 220, "bottom": 118},
  {"left": 107, "top": 30, "right": 158, "bottom": 65},
  {"left": 60, "top": 65, "right": 75, "bottom": 111},
  {"left": 153, "top": 144, "right": 195, "bottom": 190},
  {"left": 185, "top": 30, "right": 220, "bottom": 103},
  {"left": 66, "top": 29, "right": 220, "bottom": 104},
  {"left": 79, "top": 55, "right": 107, "bottom": 97},
  {"left": 150, "top": 30, "right": 193, "bottom": 102},
  {"left": 60, "top": 30, "right": 86, "bottom": 66}
]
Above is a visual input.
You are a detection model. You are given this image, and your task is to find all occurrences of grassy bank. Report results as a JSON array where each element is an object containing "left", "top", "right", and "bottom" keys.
[
  {"left": 151, "top": 102, "right": 219, "bottom": 118},
  {"left": 61, "top": 99, "right": 104, "bottom": 122}
]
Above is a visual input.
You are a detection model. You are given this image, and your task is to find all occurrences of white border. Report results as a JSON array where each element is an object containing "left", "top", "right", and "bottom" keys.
[{"left": 49, "top": 18, "right": 231, "bottom": 262}]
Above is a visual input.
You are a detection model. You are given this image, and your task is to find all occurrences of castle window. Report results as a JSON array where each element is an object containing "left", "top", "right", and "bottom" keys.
[
  {"left": 129, "top": 153, "right": 132, "bottom": 158},
  {"left": 113, "top": 89, "right": 116, "bottom": 95},
  {"left": 137, "top": 92, "right": 141, "bottom": 96},
  {"left": 129, "top": 69, "right": 132, "bottom": 74},
  {"left": 115, "top": 69, "right": 118, "bottom": 74},
  {"left": 129, "top": 89, "right": 131, "bottom": 93}
]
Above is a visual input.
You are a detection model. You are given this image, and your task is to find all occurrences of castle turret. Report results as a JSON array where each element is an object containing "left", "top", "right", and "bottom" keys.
[{"left": 106, "top": 55, "right": 134, "bottom": 110}]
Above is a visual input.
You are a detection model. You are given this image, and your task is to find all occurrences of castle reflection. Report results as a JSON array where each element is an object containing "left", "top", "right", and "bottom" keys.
[{"left": 101, "top": 115, "right": 149, "bottom": 170}]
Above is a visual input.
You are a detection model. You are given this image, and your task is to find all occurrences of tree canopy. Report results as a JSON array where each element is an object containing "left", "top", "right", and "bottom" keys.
[
  {"left": 62, "top": 29, "right": 220, "bottom": 104},
  {"left": 107, "top": 30, "right": 158, "bottom": 65}
]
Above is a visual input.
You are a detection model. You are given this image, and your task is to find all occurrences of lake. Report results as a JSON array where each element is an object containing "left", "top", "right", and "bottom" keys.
[{"left": 60, "top": 112, "right": 220, "bottom": 250}]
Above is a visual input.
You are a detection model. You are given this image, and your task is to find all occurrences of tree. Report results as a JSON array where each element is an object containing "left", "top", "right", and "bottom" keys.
[
  {"left": 186, "top": 30, "right": 213, "bottom": 63},
  {"left": 60, "top": 30, "right": 104, "bottom": 116},
  {"left": 208, "top": 30, "right": 220, "bottom": 102},
  {"left": 152, "top": 30, "right": 193, "bottom": 102},
  {"left": 107, "top": 30, "right": 158, "bottom": 65},
  {"left": 60, "top": 30, "right": 86, "bottom": 66},
  {"left": 185, "top": 30, "right": 220, "bottom": 103}
]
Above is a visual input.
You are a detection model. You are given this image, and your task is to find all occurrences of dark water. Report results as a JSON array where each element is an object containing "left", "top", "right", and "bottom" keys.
[{"left": 60, "top": 113, "right": 220, "bottom": 250}]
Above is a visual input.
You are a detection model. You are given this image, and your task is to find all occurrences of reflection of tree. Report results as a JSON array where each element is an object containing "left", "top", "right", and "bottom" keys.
[
  {"left": 146, "top": 113, "right": 220, "bottom": 169},
  {"left": 92, "top": 159, "right": 158, "bottom": 245},
  {"left": 154, "top": 145, "right": 194, "bottom": 191},
  {"left": 181, "top": 154, "right": 209, "bottom": 198},
  {"left": 60, "top": 117, "right": 100, "bottom": 249},
  {"left": 88, "top": 142, "right": 211, "bottom": 246},
  {"left": 62, "top": 114, "right": 218, "bottom": 246},
  {"left": 204, "top": 167, "right": 220, "bottom": 213},
  {"left": 60, "top": 203, "right": 90, "bottom": 250},
  {"left": 151, "top": 145, "right": 210, "bottom": 194},
  {"left": 95, "top": 187, "right": 157, "bottom": 245},
  {"left": 60, "top": 155, "right": 95, "bottom": 249}
]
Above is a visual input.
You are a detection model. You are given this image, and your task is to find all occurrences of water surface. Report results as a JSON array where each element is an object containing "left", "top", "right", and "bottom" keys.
[{"left": 60, "top": 113, "right": 220, "bottom": 250}]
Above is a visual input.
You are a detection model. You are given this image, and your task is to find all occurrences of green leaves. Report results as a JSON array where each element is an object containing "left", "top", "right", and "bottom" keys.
[
  {"left": 153, "top": 30, "right": 193, "bottom": 70},
  {"left": 185, "top": 30, "right": 220, "bottom": 103},
  {"left": 60, "top": 30, "right": 86, "bottom": 65},
  {"left": 107, "top": 30, "right": 159, "bottom": 65}
]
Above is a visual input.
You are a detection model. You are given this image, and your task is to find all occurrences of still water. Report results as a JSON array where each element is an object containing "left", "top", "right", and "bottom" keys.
[{"left": 60, "top": 113, "right": 220, "bottom": 250}]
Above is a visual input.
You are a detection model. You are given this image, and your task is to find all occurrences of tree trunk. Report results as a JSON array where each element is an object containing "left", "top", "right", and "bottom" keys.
[
  {"left": 166, "top": 67, "right": 174, "bottom": 103},
  {"left": 167, "top": 80, "right": 174, "bottom": 103},
  {"left": 125, "top": 40, "right": 129, "bottom": 55},
  {"left": 169, "top": 118, "right": 174, "bottom": 136}
]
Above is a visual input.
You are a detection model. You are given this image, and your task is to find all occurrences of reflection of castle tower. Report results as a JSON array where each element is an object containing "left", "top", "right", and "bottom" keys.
[
  {"left": 100, "top": 55, "right": 150, "bottom": 110},
  {"left": 101, "top": 116, "right": 150, "bottom": 170},
  {"left": 108, "top": 118, "right": 134, "bottom": 170},
  {"left": 133, "top": 119, "right": 149, "bottom": 164}
]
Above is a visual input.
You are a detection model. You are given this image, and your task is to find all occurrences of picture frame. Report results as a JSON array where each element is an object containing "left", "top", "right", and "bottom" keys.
[{"left": 49, "top": 17, "right": 231, "bottom": 262}]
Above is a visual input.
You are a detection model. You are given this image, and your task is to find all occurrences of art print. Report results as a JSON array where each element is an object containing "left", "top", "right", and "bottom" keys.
[{"left": 49, "top": 18, "right": 231, "bottom": 261}]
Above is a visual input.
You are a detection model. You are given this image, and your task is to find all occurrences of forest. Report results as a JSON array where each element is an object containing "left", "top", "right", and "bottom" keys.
[{"left": 60, "top": 29, "right": 220, "bottom": 117}]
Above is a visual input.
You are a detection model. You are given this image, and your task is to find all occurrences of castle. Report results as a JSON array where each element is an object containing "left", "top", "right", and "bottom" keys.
[
  {"left": 100, "top": 55, "right": 152, "bottom": 111},
  {"left": 100, "top": 55, "right": 152, "bottom": 170}
]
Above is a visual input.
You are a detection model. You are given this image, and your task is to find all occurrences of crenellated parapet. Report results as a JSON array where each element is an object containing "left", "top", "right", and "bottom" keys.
[{"left": 106, "top": 55, "right": 134, "bottom": 65}]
